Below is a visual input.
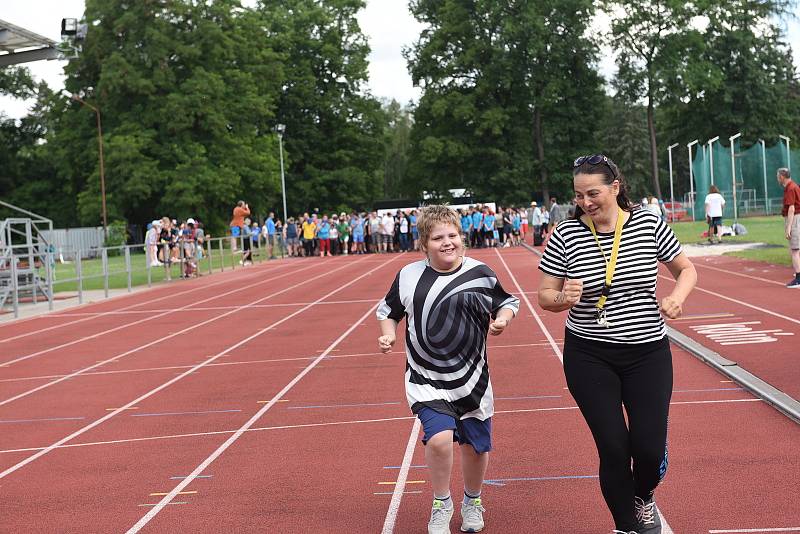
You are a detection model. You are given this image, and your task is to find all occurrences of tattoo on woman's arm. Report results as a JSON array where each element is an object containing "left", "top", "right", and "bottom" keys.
[{"left": 554, "top": 291, "right": 564, "bottom": 304}]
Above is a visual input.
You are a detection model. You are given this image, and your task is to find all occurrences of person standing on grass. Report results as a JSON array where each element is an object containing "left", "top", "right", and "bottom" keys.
[
  {"left": 230, "top": 200, "right": 250, "bottom": 253},
  {"left": 377, "top": 205, "right": 519, "bottom": 534},
  {"left": 777, "top": 167, "right": 800, "bottom": 288},
  {"left": 704, "top": 185, "right": 725, "bottom": 244},
  {"left": 265, "top": 212, "right": 277, "bottom": 259},
  {"left": 538, "top": 155, "right": 696, "bottom": 534}
]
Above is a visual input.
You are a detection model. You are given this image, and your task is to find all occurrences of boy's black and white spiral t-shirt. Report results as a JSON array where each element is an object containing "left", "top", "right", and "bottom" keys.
[
  {"left": 377, "top": 257, "right": 519, "bottom": 421},
  {"left": 538, "top": 209, "right": 682, "bottom": 344}
]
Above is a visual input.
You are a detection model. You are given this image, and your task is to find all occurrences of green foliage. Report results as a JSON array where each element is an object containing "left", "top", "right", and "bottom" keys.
[
  {"left": 259, "top": 0, "right": 385, "bottom": 214},
  {"left": 103, "top": 220, "right": 128, "bottom": 248},
  {"left": 405, "top": 0, "right": 605, "bottom": 205}
]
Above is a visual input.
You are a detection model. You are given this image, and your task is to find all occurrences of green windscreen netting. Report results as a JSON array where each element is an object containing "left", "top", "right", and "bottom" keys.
[{"left": 690, "top": 139, "right": 796, "bottom": 220}]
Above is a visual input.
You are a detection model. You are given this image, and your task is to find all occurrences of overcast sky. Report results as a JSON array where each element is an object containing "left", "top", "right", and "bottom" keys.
[{"left": 1, "top": 1, "right": 800, "bottom": 119}]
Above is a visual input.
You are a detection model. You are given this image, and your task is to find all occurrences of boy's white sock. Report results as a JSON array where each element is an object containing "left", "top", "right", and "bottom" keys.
[
  {"left": 463, "top": 489, "right": 481, "bottom": 505},
  {"left": 434, "top": 494, "right": 453, "bottom": 509}
]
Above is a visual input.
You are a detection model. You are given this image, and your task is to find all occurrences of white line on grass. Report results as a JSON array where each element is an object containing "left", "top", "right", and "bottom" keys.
[
  {"left": 124, "top": 268, "right": 398, "bottom": 533},
  {"left": 0, "top": 255, "right": 396, "bottom": 480}
]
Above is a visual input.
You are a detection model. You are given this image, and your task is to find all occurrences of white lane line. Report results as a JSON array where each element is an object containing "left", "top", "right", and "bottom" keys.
[
  {"left": 694, "top": 262, "right": 786, "bottom": 286},
  {"left": 37, "top": 298, "right": 381, "bottom": 317},
  {"left": 709, "top": 528, "right": 800, "bottom": 533},
  {"left": 0, "top": 342, "right": 552, "bottom": 385},
  {"left": 0, "top": 259, "right": 357, "bottom": 406},
  {"left": 0, "top": 261, "right": 291, "bottom": 343},
  {"left": 0, "top": 255, "right": 396, "bottom": 481},
  {"left": 0, "top": 398, "right": 760, "bottom": 455},
  {"left": 0, "top": 261, "right": 319, "bottom": 368},
  {"left": 124, "top": 271, "right": 397, "bottom": 533},
  {"left": 492, "top": 249, "right": 563, "bottom": 363},
  {"left": 381, "top": 418, "right": 421, "bottom": 534},
  {"left": 497, "top": 249, "right": 675, "bottom": 534},
  {"left": 658, "top": 274, "right": 800, "bottom": 326}
]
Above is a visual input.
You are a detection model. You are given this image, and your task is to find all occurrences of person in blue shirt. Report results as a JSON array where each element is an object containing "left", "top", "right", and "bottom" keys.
[
  {"left": 460, "top": 210, "right": 472, "bottom": 246},
  {"left": 410, "top": 210, "right": 419, "bottom": 251},
  {"left": 266, "top": 212, "right": 277, "bottom": 259},
  {"left": 317, "top": 215, "right": 332, "bottom": 257},
  {"left": 471, "top": 207, "right": 483, "bottom": 248},
  {"left": 483, "top": 209, "right": 496, "bottom": 248},
  {"left": 251, "top": 221, "right": 261, "bottom": 249},
  {"left": 512, "top": 211, "right": 522, "bottom": 246},
  {"left": 351, "top": 213, "right": 366, "bottom": 254}
]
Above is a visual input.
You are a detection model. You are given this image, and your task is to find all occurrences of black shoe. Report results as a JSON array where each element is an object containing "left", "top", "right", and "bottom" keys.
[
  {"left": 635, "top": 496, "right": 661, "bottom": 533},
  {"left": 787, "top": 278, "right": 800, "bottom": 288}
]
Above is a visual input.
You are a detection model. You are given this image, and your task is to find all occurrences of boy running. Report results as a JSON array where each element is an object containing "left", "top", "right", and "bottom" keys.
[{"left": 377, "top": 205, "right": 519, "bottom": 534}]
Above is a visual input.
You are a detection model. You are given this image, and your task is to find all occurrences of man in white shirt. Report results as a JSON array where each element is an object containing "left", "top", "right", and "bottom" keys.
[
  {"left": 704, "top": 185, "right": 726, "bottom": 244},
  {"left": 381, "top": 212, "right": 395, "bottom": 253}
]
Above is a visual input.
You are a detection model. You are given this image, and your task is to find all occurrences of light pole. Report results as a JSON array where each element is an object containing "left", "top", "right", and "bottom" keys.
[
  {"left": 667, "top": 143, "right": 679, "bottom": 223},
  {"left": 707, "top": 136, "right": 720, "bottom": 185},
  {"left": 687, "top": 139, "right": 699, "bottom": 221},
  {"left": 275, "top": 124, "right": 287, "bottom": 224},
  {"left": 779, "top": 134, "right": 791, "bottom": 172},
  {"left": 729, "top": 132, "right": 741, "bottom": 223},
  {"left": 71, "top": 93, "right": 107, "bottom": 237},
  {"left": 759, "top": 139, "right": 768, "bottom": 212}
]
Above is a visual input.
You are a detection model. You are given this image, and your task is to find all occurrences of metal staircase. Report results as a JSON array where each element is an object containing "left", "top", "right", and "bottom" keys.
[{"left": 0, "top": 200, "right": 54, "bottom": 315}]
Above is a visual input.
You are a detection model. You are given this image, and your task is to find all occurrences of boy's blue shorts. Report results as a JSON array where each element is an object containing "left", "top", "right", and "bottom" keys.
[
  {"left": 417, "top": 407, "right": 492, "bottom": 454},
  {"left": 231, "top": 226, "right": 241, "bottom": 237}
]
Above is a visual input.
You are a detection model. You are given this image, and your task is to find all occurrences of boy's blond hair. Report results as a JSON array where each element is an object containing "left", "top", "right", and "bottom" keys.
[{"left": 417, "top": 205, "right": 460, "bottom": 248}]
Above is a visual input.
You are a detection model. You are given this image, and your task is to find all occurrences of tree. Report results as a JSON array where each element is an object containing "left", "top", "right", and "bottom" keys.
[
  {"left": 381, "top": 99, "right": 413, "bottom": 199},
  {"left": 405, "top": 0, "right": 604, "bottom": 204},
  {"left": 55, "top": 0, "right": 284, "bottom": 230},
  {"left": 605, "top": 0, "right": 701, "bottom": 199},
  {"left": 258, "top": 0, "right": 385, "bottom": 214},
  {"left": 662, "top": 0, "right": 800, "bottom": 146}
]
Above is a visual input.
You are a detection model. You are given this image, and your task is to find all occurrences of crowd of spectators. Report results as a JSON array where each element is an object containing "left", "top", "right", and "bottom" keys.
[
  {"left": 142, "top": 198, "right": 575, "bottom": 272},
  {"left": 145, "top": 217, "right": 206, "bottom": 278}
]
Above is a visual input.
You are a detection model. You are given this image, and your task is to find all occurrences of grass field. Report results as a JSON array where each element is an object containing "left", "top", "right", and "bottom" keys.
[
  {"left": 50, "top": 242, "right": 282, "bottom": 293},
  {"left": 669, "top": 215, "right": 791, "bottom": 265}
]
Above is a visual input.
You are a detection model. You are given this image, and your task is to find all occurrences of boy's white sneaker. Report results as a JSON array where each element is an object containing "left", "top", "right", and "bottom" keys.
[
  {"left": 460, "top": 497, "right": 485, "bottom": 532},
  {"left": 428, "top": 499, "right": 454, "bottom": 534}
]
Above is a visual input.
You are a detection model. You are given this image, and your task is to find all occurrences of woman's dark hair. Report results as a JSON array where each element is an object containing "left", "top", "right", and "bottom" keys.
[
  {"left": 571, "top": 157, "right": 635, "bottom": 219},
  {"left": 709, "top": 184, "right": 720, "bottom": 194}
]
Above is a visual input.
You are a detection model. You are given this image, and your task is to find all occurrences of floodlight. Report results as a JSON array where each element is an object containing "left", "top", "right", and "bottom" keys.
[{"left": 61, "top": 18, "right": 77, "bottom": 36}]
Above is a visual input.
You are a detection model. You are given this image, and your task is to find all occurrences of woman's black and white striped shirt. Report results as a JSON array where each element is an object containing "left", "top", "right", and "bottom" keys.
[
  {"left": 377, "top": 257, "right": 519, "bottom": 420},
  {"left": 538, "top": 209, "right": 682, "bottom": 344}
]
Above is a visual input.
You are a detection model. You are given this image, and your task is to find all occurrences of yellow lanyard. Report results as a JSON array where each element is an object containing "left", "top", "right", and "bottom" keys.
[{"left": 585, "top": 207, "right": 624, "bottom": 312}]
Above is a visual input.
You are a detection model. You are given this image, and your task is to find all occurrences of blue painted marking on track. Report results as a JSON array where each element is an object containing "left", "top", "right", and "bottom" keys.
[
  {"left": 286, "top": 402, "right": 401, "bottom": 410},
  {"left": 0, "top": 416, "right": 86, "bottom": 424},
  {"left": 131, "top": 409, "right": 242, "bottom": 417},
  {"left": 672, "top": 387, "right": 743, "bottom": 392},
  {"left": 483, "top": 475, "right": 598, "bottom": 487},
  {"left": 383, "top": 465, "right": 428, "bottom": 469}
]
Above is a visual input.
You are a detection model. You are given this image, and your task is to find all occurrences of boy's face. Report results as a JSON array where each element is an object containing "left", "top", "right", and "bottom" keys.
[{"left": 422, "top": 222, "right": 463, "bottom": 272}]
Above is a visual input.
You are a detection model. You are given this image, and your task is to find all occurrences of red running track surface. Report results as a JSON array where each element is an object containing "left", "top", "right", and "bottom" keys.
[{"left": 0, "top": 247, "right": 797, "bottom": 533}]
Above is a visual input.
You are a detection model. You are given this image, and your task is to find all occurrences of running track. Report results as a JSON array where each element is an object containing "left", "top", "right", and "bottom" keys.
[{"left": 0, "top": 247, "right": 798, "bottom": 533}]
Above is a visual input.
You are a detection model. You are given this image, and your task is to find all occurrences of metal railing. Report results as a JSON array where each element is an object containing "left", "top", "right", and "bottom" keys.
[{"left": 2, "top": 233, "right": 286, "bottom": 318}]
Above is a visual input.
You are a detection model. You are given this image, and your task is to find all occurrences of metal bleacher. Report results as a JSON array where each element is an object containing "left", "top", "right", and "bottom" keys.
[{"left": 0, "top": 200, "right": 54, "bottom": 316}]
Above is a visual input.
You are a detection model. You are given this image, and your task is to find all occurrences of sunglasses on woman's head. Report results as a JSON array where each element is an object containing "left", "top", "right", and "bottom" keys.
[{"left": 573, "top": 154, "right": 619, "bottom": 179}]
